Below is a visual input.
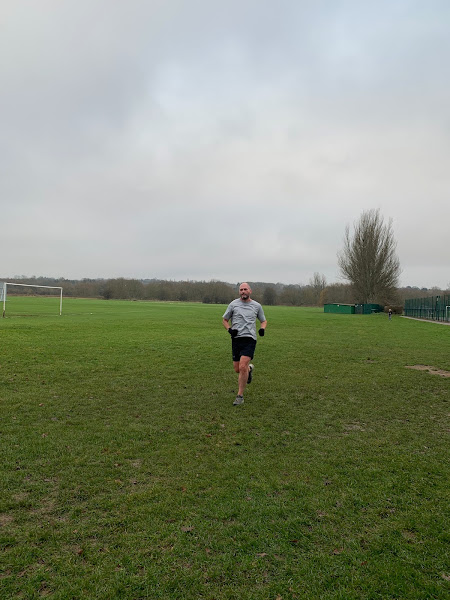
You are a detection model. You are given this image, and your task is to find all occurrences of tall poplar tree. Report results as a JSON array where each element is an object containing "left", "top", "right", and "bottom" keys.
[{"left": 337, "top": 209, "right": 401, "bottom": 304}]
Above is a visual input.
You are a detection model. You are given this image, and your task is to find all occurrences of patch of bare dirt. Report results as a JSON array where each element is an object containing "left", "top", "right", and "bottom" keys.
[
  {"left": 343, "top": 422, "right": 366, "bottom": 432},
  {"left": 406, "top": 365, "right": 450, "bottom": 378},
  {"left": 0, "top": 513, "right": 14, "bottom": 527}
]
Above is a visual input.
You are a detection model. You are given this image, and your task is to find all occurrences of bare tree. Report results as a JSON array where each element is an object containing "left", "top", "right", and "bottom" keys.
[
  {"left": 322, "top": 282, "right": 354, "bottom": 304},
  {"left": 263, "top": 286, "right": 277, "bottom": 305},
  {"left": 308, "top": 272, "right": 327, "bottom": 305},
  {"left": 279, "top": 285, "right": 303, "bottom": 306},
  {"left": 337, "top": 209, "right": 401, "bottom": 304}
]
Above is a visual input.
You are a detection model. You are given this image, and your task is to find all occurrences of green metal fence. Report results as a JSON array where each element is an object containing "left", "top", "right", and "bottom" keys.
[{"left": 404, "top": 294, "right": 450, "bottom": 322}]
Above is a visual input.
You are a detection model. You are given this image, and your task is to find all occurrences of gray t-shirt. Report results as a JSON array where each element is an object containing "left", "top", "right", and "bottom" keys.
[{"left": 223, "top": 299, "right": 266, "bottom": 340}]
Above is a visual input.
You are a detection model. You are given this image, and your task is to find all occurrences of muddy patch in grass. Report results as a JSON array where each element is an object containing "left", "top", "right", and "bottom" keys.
[
  {"left": 406, "top": 365, "right": 450, "bottom": 378},
  {"left": 0, "top": 513, "right": 14, "bottom": 527}
]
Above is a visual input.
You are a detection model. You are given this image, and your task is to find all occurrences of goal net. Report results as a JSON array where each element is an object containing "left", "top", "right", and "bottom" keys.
[{"left": 2, "top": 282, "right": 63, "bottom": 318}]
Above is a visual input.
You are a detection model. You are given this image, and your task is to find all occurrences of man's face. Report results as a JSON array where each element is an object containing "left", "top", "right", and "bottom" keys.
[{"left": 239, "top": 284, "right": 251, "bottom": 301}]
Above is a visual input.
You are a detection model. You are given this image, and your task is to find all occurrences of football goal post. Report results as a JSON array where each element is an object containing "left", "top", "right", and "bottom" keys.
[{"left": 2, "top": 282, "right": 63, "bottom": 317}]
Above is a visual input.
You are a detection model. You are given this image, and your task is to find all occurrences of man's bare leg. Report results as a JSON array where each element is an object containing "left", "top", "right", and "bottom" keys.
[{"left": 237, "top": 356, "right": 251, "bottom": 397}]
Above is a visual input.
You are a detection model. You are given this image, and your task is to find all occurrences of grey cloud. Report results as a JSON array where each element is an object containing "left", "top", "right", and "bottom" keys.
[{"left": 1, "top": 0, "right": 449, "bottom": 287}]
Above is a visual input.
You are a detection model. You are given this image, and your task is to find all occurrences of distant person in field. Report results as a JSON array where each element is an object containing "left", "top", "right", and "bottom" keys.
[
  {"left": 388, "top": 308, "right": 392, "bottom": 320},
  {"left": 222, "top": 282, "right": 267, "bottom": 406}
]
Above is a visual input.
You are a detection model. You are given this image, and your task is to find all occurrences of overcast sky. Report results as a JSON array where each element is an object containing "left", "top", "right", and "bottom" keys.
[{"left": 1, "top": 0, "right": 449, "bottom": 288}]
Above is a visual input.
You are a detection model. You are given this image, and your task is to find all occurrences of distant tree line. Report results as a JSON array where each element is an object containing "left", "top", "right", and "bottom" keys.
[
  {"left": 4, "top": 210, "right": 445, "bottom": 309},
  {"left": 2, "top": 275, "right": 448, "bottom": 307}
]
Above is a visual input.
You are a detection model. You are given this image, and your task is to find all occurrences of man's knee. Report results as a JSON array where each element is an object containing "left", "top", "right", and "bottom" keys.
[{"left": 239, "top": 359, "right": 250, "bottom": 374}]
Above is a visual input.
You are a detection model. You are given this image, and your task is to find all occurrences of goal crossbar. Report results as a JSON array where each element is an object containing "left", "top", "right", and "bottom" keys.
[{"left": 2, "top": 282, "right": 63, "bottom": 317}]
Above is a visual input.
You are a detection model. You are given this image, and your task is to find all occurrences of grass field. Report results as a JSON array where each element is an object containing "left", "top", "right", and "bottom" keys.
[{"left": 1, "top": 298, "right": 449, "bottom": 599}]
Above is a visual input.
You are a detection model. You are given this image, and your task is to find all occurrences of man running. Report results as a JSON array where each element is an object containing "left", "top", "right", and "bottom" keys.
[{"left": 222, "top": 282, "right": 267, "bottom": 405}]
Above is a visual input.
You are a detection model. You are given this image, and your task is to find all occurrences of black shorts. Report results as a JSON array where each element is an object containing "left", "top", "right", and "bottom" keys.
[{"left": 232, "top": 336, "right": 257, "bottom": 362}]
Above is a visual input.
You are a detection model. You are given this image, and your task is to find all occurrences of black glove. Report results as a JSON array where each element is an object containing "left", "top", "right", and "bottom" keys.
[
  {"left": 258, "top": 328, "right": 265, "bottom": 337},
  {"left": 228, "top": 328, "right": 238, "bottom": 338}
]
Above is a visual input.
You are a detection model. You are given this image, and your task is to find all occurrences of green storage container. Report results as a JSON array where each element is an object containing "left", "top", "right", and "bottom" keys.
[
  {"left": 355, "top": 303, "right": 384, "bottom": 314},
  {"left": 324, "top": 303, "right": 355, "bottom": 314}
]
